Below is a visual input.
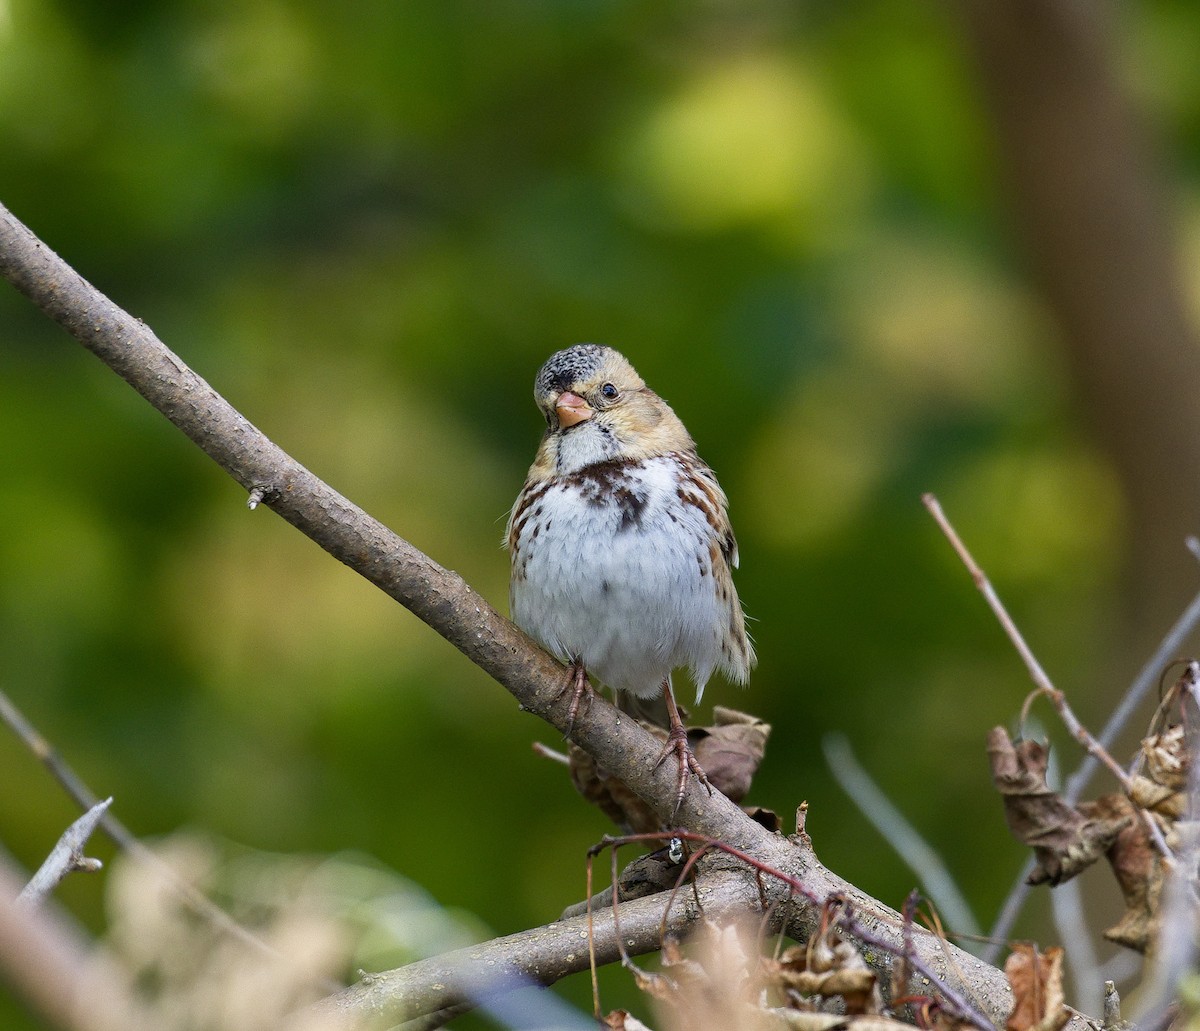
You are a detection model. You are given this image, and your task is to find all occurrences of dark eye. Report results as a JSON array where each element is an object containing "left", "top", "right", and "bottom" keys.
[{"left": 600, "top": 383, "right": 619, "bottom": 401}]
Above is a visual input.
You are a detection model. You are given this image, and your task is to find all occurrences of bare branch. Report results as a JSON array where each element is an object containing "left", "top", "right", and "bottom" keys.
[
  {"left": 309, "top": 870, "right": 754, "bottom": 1027},
  {"left": 0, "top": 198, "right": 727, "bottom": 838},
  {"left": 0, "top": 203, "right": 1072, "bottom": 1028},
  {"left": 18, "top": 798, "right": 111, "bottom": 907}
]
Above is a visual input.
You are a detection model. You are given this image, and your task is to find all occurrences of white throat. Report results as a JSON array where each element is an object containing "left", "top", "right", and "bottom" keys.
[{"left": 553, "top": 422, "right": 619, "bottom": 474}]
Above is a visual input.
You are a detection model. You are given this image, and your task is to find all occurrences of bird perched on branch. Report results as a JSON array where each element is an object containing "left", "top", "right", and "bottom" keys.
[{"left": 506, "top": 344, "right": 755, "bottom": 811}]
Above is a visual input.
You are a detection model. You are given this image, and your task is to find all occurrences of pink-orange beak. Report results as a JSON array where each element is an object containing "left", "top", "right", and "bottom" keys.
[{"left": 554, "top": 391, "right": 593, "bottom": 429}]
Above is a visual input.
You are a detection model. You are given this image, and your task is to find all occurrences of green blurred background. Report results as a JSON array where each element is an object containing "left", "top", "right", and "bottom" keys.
[{"left": 3, "top": 0, "right": 1200, "bottom": 1026}]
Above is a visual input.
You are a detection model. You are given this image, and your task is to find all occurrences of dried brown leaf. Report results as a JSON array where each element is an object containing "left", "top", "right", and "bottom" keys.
[
  {"left": 1092, "top": 793, "right": 1164, "bottom": 952},
  {"left": 689, "top": 707, "right": 772, "bottom": 804},
  {"left": 764, "top": 933, "right": 882, "bottom": 1016},
  {"left": 1143, "top": 724, "right": 1189, "bottom": 792},
  {"left": 987, "top": 727, "right": 1128, "bottom": 885},
  {"left": 1129, "top": 724, "right": 1190, "bottom": 820},
  {"left": 1004, "top": 944, "right": 1068, "bottom": 1031}
]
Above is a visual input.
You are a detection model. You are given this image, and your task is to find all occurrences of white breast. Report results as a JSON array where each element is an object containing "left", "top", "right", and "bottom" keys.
[{"left": 510, "top": 456, "right": 733, "bottom": 700}]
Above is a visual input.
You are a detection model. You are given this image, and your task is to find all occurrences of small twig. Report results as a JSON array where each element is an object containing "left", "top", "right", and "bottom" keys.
[
  {"left": 0, "top": 690, "right": 109, "bottom": 836},
  {"left": 924, "top": 495, "right": 1174, "bottom": 866},
  {"left": 531, "top": 741, "right": 571, "bottom": 765},
  {"left": 912, "top": 900, "right": 995, "bottom": 1030},
  {"left": 893, "top": 890, "right": 919, "bottom": 1018},
  {"left": 246, "top": 483, "right": 275, "bottom": 510},
  {"left": 586, "top": 848, "right": 601, "bottom": 1018},
  {"left": 1103, "top": 981, "right": 1122, "bottom": 1030},
  {"left": 610, "top": 844, "right": 632, "bottom": 971},
  {"left": 17, "top": 798, "right": 112, "bottom": 907},
  {"left": 923, "top": 494, "right": 1055, "bottom": 693}
]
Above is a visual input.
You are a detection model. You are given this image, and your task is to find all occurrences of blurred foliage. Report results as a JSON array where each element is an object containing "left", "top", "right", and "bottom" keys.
[{"left": 2, "top": 0, "right": 1198, "bottom": 1026}]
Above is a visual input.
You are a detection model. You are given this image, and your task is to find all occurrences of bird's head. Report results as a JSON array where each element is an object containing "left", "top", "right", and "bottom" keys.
[{"left": 531, "top": 344, "right": 692, "bottom": 472}]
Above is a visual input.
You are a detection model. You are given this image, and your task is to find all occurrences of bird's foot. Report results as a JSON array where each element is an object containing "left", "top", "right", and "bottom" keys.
[
  {"left": 558, "top": 659, "right": 592, "bottom": 737},
  {"left": 654, "top": 723, "right": 712, "bottom": 814},
  {"left": 654, "top": 680, "right": 712, "bottom": 814}
]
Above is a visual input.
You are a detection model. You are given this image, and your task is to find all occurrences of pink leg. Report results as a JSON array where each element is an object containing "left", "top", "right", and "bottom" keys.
[
  {"left": 559, "top": 658, "right": 592, "bottom": 735},
  {"left": 654, "top": 678, "right": 712, "bottom": 812}
]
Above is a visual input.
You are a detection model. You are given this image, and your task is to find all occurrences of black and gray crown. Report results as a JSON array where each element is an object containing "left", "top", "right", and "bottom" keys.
[{"left": 535, "top": 343, "right": 608, "bottom": 396}]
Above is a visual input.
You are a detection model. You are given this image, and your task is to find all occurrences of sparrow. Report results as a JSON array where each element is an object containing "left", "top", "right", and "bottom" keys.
[{"left": 506, "top": 343, "right": 755, "bottom": 811}]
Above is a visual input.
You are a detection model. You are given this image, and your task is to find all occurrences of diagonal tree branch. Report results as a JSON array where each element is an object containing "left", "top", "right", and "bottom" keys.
[
  {"left": 0, "top": 199, "right": 1053, "bottom": 1028},
  {"left": 0, "top": 198, "right": 730, "bottom": 841}
]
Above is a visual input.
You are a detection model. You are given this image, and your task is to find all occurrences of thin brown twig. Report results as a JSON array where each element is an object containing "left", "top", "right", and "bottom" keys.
[
  {"left": 923, "top": 494, "right": 1055, "bottom": 692},
  {"left": 1018, "top": 685, "right": 1141, "bottom": 798},
  {"left": 924, "top": 494, "right": 1127, "bottom": 789},
  {"left": 610, "top": 845, "right": 631, "bottom": 971},
  {"left": 923, "top": 494, "right": 1174, "bottom": 863},
  {"left": 586, "top": 848, "right": 600, "bottom": 1018}
]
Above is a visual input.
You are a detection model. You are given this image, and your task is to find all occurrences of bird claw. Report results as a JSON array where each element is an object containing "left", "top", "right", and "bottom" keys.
[
  {"left": 654, "top": 721, "right": 713, "bottom": 814},
  {"left": 557, "top": 659, "right": 592, "bottom": 737}
]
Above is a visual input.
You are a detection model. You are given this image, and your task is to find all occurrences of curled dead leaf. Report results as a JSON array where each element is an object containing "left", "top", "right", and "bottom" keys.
[
  {"left": 1078, "top": 793, "right": 1161, "bottom": 953},
  {"left": 1129, "top": 725, "right": 1189, "bottom": 820},
  {"left": 987, "top": 727, "right": 1128, "bottom": 885},
  {"left": 690, "top": 707, "right": 772, "bottom": 803},
  {"left": 764, "top": 930, "right": 882, "bottom": 1016}
]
